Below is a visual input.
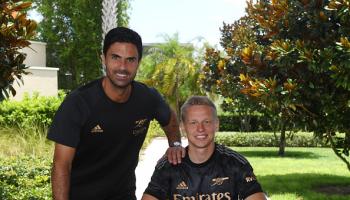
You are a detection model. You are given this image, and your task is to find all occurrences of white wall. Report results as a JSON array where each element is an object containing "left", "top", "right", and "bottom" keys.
[
  {"left": 12, "top": 67, "right": 59, "bottom": 100},
  {"left": 11, "top": 41, "right": 59, "bottom": 100},
  {"left": 20, "top": 41, "right": 47, "bottom": 67}
]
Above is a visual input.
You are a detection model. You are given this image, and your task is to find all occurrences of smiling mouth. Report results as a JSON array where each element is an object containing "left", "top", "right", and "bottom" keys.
[
  {"left": 195, "top": 135, "right": 208, "bottom": 140},
  {"left": 116, "top": 73, "right": 128, "bottom": 79}
]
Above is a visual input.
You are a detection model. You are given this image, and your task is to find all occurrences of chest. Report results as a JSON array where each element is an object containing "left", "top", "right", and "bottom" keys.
[
  {"left": 80, "top": 99, "right": 155, "bottom": 145},
  {"left": 169, "top": 166, "right": 238, "bottom": 199}
]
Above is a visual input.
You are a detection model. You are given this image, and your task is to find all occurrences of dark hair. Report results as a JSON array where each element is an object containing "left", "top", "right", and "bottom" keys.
[
  {"left": 103, "top": 27, "right": 143, "bottom": 61},
  {"left": 180, "top": 96, "right": 217, "bottom": 122}
]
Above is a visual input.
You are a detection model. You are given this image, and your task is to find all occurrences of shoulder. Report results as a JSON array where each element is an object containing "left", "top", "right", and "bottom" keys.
[
  {"left": 155, "top": 155, "right": 172, "bottom": 170},
  {"left": 215, "top": 144, "right": 249, "bottom": 165},
  {"left": 76, "top": 79, "right": 102, "bottom": 96},
  {"left": 64, "top": 79, "right": 102, "bottom": 106},
  {"left": 133, "top": 81, "right": 162, "bottom": 98}
]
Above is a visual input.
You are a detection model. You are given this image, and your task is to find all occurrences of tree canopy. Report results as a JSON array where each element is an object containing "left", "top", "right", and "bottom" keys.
[{"left": 201, "top": 0, "right": 350, "bottom": 169}]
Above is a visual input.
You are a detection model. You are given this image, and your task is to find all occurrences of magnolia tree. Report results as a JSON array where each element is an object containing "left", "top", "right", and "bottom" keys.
[
  {"left": 201, "top": 0, "right": 350, "bottom": 169},
  {"left": 0, "top": 0, "right": 37, "bottom": 100}
]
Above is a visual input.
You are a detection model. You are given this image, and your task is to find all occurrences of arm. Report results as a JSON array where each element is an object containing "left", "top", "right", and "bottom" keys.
[
  {"left": 141, "top": 193, "right": 159, "bottom": 200},
  {"left": 161, "top": 110, "right": 185, "bottom": 164},
  {"left": 51, "top": 143, "right": 76, "bottom": 200},
  {"left": 245, "top": 192, "right": 268, "bottom": 200}
]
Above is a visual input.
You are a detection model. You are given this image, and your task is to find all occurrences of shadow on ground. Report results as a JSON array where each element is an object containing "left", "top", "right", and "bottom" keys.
[{"left": 238, "top": 150, "right": 320, "bottom": 159}]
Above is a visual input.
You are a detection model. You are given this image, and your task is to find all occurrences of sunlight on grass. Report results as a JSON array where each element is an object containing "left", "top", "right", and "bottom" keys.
[
  {"left": 232, "top": 147, "right": 350, "bottom": 200},
  {"left": 0, "top": 126, "right": 53, "bottom": 158}
]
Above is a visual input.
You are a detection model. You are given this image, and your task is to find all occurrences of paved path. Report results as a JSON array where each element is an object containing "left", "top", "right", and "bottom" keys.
[{"left": 135, "top": 137, "right": 187, "bottom": 200}]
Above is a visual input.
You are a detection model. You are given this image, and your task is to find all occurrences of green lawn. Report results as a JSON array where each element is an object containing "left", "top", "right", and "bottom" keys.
[
  {"left": 233, "top": 147, "right": 350, "bottom": 200},
  {"left": 1, "top": 126, "right": 349, "bottom": 200}
]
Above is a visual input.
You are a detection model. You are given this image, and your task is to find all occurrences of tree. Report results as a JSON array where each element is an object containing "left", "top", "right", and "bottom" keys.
[
  {"left": 33, "top": 0, "right": 130, "bottom": 90},
  {"left": 201, "top": 18, "right": 263, "bottom": 132},
  {"left": 201, "top": 0, "right": 350, "bottom": 169},
  {"left": 137, "top": 34, "right": 204, "bottom": 117},
  {"left": 0, "top": 0, "right": 37, "bottom": 101}
]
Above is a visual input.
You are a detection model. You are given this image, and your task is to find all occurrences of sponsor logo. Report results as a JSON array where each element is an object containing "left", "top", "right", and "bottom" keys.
[
  {"left": 211, "top": 177, "right": 229, "bottom": 186},
  {"left": 176, "top": 181, "right": 188, "bottom": 190},
  {"left": 91, "top": 124, "right": 103, "bottom": 133},
  {"left": 173, "top": 192, "right": 231, "bottom": 200},
  {"left": 245, "top": 175, "right": 257, "bottom": 183}
]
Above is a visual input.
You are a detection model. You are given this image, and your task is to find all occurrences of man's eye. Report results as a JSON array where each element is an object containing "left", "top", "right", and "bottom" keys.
[{"left": 127, "top": 57, "right": 137, "bottom": 62}]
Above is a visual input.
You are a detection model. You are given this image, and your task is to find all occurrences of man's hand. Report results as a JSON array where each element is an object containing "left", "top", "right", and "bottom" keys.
[{"left": 166, "top": 146, "right": 186, "bottom": 165}]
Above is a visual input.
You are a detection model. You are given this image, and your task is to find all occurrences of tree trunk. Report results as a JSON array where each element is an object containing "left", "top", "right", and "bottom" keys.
[
  {"left": 175, "top": 73, "right": 180, "bottom": 122},
  {"left": 101, "top": 0, "right": 120, "bottom": 73},
  {"left": 102, "top": 0, "right": 119, "bottom": 40},
  {"left": 327, "top": 131, "right": 350, "bottom": 171},
  {"left": 278, "top": 119, "right": 286, "bottom": 156}
]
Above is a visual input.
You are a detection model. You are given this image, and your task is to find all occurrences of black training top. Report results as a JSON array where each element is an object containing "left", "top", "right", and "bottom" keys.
[
  {"left": 144, "top": 144, "right": 263, "bottom": 200},
  {"left": 48, "top": 78, "right": 171, "bottom": 200}
]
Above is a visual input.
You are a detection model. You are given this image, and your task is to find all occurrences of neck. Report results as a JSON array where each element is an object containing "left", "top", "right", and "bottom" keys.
[
  {"left": 188, "top": 143, "right": 215, "bottom": 164},
  {"left": 102, "top": 77, "right": 132, "bottom": 103}
]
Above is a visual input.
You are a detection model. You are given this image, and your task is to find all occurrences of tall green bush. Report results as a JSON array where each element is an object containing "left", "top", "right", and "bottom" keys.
[{"left": 0, "top": 92, "right": 65, "bottom": 128}]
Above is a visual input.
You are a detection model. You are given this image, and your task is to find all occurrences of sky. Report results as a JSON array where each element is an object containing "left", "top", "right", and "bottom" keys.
[
  {"left": 29, "top": 0, "right": 248, "bottom": 47},
  {"left": 129, "top": 0, "right": 247, "bottom": 47}
]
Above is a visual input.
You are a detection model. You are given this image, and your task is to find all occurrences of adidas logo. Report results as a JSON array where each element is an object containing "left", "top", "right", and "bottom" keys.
[
  {"left": 176, "top": 181, "right": 188, "bottom": 190},
  {"left": 91, "top": 125, "right": 103, "bottom": 133}
]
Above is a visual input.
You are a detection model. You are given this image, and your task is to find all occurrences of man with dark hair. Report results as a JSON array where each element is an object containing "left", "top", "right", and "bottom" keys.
[
  {"left": 142, "top": 96, "right": 267, "bottom": 200},
  {"left": 48, "top": 27, "right": 185, "bottom": 200}
]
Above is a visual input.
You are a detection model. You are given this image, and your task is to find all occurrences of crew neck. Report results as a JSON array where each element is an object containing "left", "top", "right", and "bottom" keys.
[
  {"left": 99, "top": 78, "right": 135, "bottom": 105},
  {"left": 184, "top": 145, "right": 217, "bottom": 168}
]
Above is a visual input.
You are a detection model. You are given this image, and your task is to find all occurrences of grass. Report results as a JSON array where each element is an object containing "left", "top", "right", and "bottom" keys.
[
  {"left": 0, "top": 126, "right": 53, "bottom": 158},
  {"left": 1, "top": 126, "right": 349, "bottom": 200},
  {"left": 232, "top": 147, "right": 350, "bottom": 200}
]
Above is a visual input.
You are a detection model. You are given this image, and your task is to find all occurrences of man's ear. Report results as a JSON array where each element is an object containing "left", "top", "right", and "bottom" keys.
[{"left": 215, "top": 119, "right": 220, "bottom": 132}]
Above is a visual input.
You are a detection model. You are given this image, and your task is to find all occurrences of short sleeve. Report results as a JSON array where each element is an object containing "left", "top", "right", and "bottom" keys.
[
  {"left": 47, "top": 92, "right": 90, "bottom": 148},
  {"left": 143, "top": 158, "right": 171, "bottom": 199},
  {"left": 150, "top": 88, "right": 171, "bottom": 127},
  {"left": 237, "top": 163, "right": 263, "bottom": 199}
]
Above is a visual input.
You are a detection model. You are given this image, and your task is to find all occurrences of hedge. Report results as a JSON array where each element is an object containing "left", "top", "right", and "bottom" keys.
[
  {"left": 215, "top": 132, "right": 328, "bottom": 147},
  {"left": 0, "top": 92, "right": 64, "bottom": 128}
]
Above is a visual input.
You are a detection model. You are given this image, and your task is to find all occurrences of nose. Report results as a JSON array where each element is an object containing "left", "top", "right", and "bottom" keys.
[
  {"left": 197, "top": 122, "right": 205, "bottom": 132},
  {"left": 118, "top": 59, "right": 127, "bottom": 69}
]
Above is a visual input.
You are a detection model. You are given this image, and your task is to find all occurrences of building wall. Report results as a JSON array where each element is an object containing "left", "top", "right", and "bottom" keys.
[
  {"left": 12, "top": 67, "right": 59, "bottom": 100},
  {"left": 11, "top": 41, "right": 59, "bottom": 100},
  {"left": 21, "top": 41, "right": 47, "bottom": 67}
]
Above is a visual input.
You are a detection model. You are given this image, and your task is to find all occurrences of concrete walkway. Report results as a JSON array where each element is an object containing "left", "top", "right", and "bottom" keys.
[{"left": 135, "top": 137, "right": 187, "bottom": 200}]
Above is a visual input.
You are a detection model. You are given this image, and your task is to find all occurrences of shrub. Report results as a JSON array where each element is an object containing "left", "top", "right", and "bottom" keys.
[
  {"left": 215, "top": 132, "right": 327, "bottom": 147},
  {"left": 0, "top": 156, "right": 51, "bottom": 199},
  {"left": 0, "top": 92, "right": 65, "bottom": 128}
]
